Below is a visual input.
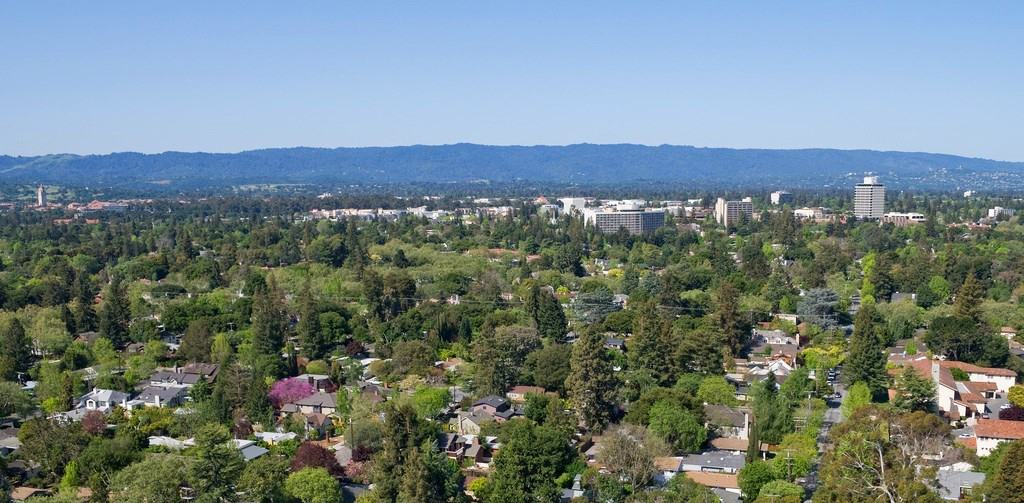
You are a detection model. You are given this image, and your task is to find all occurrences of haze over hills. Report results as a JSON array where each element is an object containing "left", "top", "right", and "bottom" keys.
[{"left": 1, "top": 143, "right": 1022, "bottom": 190}]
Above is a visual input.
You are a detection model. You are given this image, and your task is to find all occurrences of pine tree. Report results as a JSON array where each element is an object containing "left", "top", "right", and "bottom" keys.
[
  {"left": 991, "top": 440, "right": 1024, "bottom": 503},
  {"left": 566, "top": 330, "right": 617, "bottom": 431},
  {"left": 745, "top": 422, "right": 762, "bottom": 464},
  {"left": 246, "top": 374, "right": 274, "bottom": 427},
  {"left": 296, "top": 280, "right": 326, "bottom": 360},
  {"left": 0, "top": 318, "right": 31, "bottom": 381},
  {"left": 535, "top": 290, "right": 567, "bottom": 341},
  {"left": 627, "top": 301, "right": 672, "bottom": 385},
  {"left": 712, "top": 282, "right": 748, "bottom": 357},
  {"left": 180, "top": 319, "right": 214, "bottom": 363},
  {"left": 251, "top": 279, "right": 286, "bottom": 372},
  {"left": 752, "top": 374, "right": 792, "bottom": 444},
  {"left": 97, "top": 275, "right": 130, "bottom": 347},
  {"left": 844, "top": 303, "right": 889, "bottom": 398},
  {"left": 954, "top": 270, "right": 985, "bottom": 323}
]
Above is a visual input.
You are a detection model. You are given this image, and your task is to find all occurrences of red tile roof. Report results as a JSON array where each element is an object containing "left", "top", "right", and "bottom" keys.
[
  {"left": 685, "top": 472, "right": 739, "bottom": 490},
  {"left": 975, "top": 419, "right": 1024, "bottom": 440},
  {"left": 939, "top": 361, "right": 1017, "bottom": 378}
]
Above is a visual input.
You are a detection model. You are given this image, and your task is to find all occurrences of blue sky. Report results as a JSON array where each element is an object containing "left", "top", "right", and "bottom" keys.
[{"left": 2, "top": 2, "right": 1023, "bottom": 160}]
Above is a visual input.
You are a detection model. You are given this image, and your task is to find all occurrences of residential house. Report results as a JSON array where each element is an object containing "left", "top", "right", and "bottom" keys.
[
  {"left": 751, "top": 329, "right": 798, "bottom": 346},
  {"left": 131, "top": 386, "right": 188, "bottom": 408},
  {"left": 604, "top": 336, "right": 625, "bottom": 351},
  {"left": 704, "top": 405, "right": 752, "bottom": 440},
  {"left": 294, "top": 374, "right": 337, "bottom": 393},
  {"left": 684, "top": 472, "right": 741, "bottom": 495},
  {"left": 1000, "top": 327, "right": 1017, "bottom": 340},
  {"left": 678, "top": 451, "right": 746, "bottom": 474},
  {"left": 653, "top": 457, "right": 683, "bottom": 484},
  {"left": 935, "top": 470, "right": 985, "bottom": 501},
  {"left": 506, "top": 386, "right": 547, "bottom": 403},
  {"left": 77, "top": 388, "right": 131, "bottom": 412},
  {"left": 232, "top": 439, "right": 269, "bottom": 462},
  {"left": 471, "top": 396, "right": 520, "bottom": 421},
  {"left": 975, "top": 419, "right": 1024, "bottom": 456},
  {"left": 10, "top": 487, "right": 49, "bottom": 502},
  {"left": 294, "top": 392, "right": 339, "bottom": 416},
  {"left": 890, "top": 360, "right": 1015, "bottom": 420}
]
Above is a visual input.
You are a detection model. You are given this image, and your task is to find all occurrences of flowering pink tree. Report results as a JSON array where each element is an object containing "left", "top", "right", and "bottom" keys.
[{"left": 269, "top": 377, "right": 315, "bottom": 407}]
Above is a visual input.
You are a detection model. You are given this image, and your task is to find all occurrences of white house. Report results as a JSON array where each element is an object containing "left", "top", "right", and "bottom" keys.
[{"left": 974, "top": 419, "right": 1024, "bottom": 456}]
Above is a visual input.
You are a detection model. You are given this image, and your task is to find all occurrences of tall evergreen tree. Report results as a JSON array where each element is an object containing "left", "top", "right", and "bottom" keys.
[
  {"left": 954, "top": 270, "right": 985, "bottom": 323},
  {"left": 0, "top": 318, "right": 31, "bottom": 381},
  {"left": 179, "top": 319, "right": 214, "bottom": 363},
  {"left": 250, "top": 279, "right": 286, "bottom": 372},
  {"left": 712, "top": 282, "right": 749, "bottom": 357},
  {"left": 628, "top": 301, "right": 673, "bottom": 385},
  {"left": 97, "top": 275, "right": 130, "bottom": 347},
  {"left": 296, "top": 280, "right": 327, "bottom": 360},
  {"left": 991, "top": 440, "right": 1024, "bottom": 503},
  {"left": 566, "top": 330, "right": 617, "bottom": 431},
  {"left": 535, "top": 290, "right": 567, "bottom": 341},
  {"left": 751, "top": 374, "right": 792, "bottom": 444},
  {"left": 844, "top": 303, "right": 889, "bottom": 398},
  {"left": 246, "top": 374, "right": 274, "bottom": 427}
]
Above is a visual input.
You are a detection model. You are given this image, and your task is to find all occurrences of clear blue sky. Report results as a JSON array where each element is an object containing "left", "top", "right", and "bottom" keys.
[{"left": 3, "top": 2, "right": 1023, "bottom": 160}]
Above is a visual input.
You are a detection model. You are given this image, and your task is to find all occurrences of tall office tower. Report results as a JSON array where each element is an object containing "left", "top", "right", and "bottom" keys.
[
  {"left": 854, "top": 176, "right": 885, "bottom": 220},
  {"left": 36, "top": 184, "right": 46, "bottom": 207},
  {"left": 770, "top": 191, "right": 793, "bottom": 205},
  {"left": 714, "top": 197, "right": 753, "bottom": 226}
]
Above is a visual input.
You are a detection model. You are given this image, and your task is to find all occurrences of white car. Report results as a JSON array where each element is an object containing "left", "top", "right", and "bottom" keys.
[{"left": 1001, "top": 403, "right": 1013, "bottom": 410}]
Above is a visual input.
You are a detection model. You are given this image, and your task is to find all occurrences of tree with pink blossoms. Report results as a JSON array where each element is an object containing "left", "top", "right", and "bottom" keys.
[{"left": 269, "top": 377, "right": 315, "bottom": 408}]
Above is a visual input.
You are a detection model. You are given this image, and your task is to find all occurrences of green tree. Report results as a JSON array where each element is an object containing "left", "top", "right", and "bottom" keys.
[
  {"left": 796, "top": 288, "right": 839, "bottom": 329},
  {"left": 525, "top": 344, "right": 571, "bottom": 393},
  {"left": 250, "top": 280, "right": 286, "bottom": 372},
  {"left": 0, "top": 318, "right": 31, "bottom": 381},
  {"left": 675, "top": 327, "right": 725, "bottom": 375},
  {"left": 410, "top": 386, "right": 451, "bottom": 420},
  {"left": 696, "top": 375, "right": 738, "bottom": 406},
  {"left": 1008, "top": 386, "right": 1024, "bottom": 408},
  {"left": 473, "top": 325, "right": 540, "bottom": 395},
  {"left": 841, "top": 381, "right": 872, "bottom": 419},
  {"left": 189, "top": 423, "right": 244, "bottom": 503},
  {"left": 711, "top": 282, "right": 749, "bottom": 357},
  {"left": 490, "top": 420, "right": 572, "bottom": 503},
  {"left": 754, "top": 480, "right": 803, "bottom": 503},
  {"left": 891, "top": 365, "right": 937, "bottom": 413},
  {"left": 628, "top": 301, "right": 674, "bottom": 386},
  {"left": 566, "top": 330, "right": 617, "bottom": 431},
  {"left": 97, "top": 275, "right": 130, "bottom": 347},
  {"left": 990, "top": 440, "right": 1024, "bottom": 503},
  {"left": 648, "top": 400, "right": 707, "bottom": 453},
  {"left": 179, "top": 318, "right": 214, "bottom": 363},
  {"left": 0, "top": 381, "right": 32, "bottom": 418},
  {"left": 109, "top": 454, "right": 192, "bottom": 503},
  {"left": 285, "top": 467, "right": 341, "bottom": 503},
  {"left": 751, "top": 375, "right": 792, "bottom": 445},
  {"left": 738, "top": 460, "right": 777, "bottom": 501},
  {"left": 297, "top": 280, "right": 328, "bottom": 360},
  {"left": 954, "top": 270, "right": 985, "bottom": 323},
  {"left": 843, "top": 303, "right": 888, "bottom": 398}
]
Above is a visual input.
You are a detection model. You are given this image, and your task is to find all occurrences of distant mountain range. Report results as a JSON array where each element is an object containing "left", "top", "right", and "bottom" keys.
[{"left": 1, "top": 144, "right": 1022, "bottom": 190}]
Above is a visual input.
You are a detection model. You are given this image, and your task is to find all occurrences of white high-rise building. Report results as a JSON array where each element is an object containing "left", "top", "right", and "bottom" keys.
[
  {"left": 770, "top": 191, "right": 793, "bottom": 205},
  {"left": 715, "top": 197, "right": 753, "bottom": 227},
  {"left": 854, "top": 176, "right": 885, "bottom": 220},
  {"left": 559, "top": 197, "right": 587, "bottom": 215},
  {"left": 36, "top": 184, "right": 46, "bottom": 207}
]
